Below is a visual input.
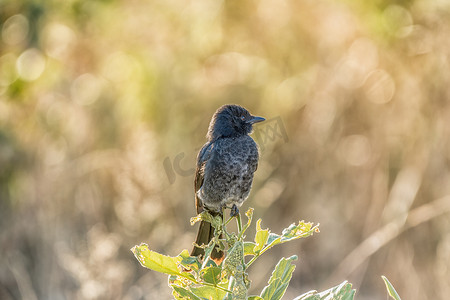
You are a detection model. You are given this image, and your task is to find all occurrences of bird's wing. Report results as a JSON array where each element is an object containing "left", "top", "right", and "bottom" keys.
[
  {"left": 248, "top": 138, "right": 260, "bottom": 173},
  {"left": 194, "top": 142, "right": 213, "bottom": 214}
]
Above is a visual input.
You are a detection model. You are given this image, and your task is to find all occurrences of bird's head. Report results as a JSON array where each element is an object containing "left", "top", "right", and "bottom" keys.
[{"left": 207, "top": 104, "right": 265, "bottom": 141}]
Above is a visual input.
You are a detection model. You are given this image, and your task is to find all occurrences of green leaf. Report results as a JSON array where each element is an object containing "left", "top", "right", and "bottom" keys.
[
  {"left": 201, "top": 242, "right": 221, "bottom": 269},
  {"left": 266, "top": 221, "right": 319, "bottom": 250},
  {"left": 260, "top": 256, "right": 297, "bottom": 300},
  {"left": 171, "top": 285, "right": 202, "bottom": 300},
  {"left": 293, "top": 291, "right": 320, "bottom": 300},
  {"left": 382, "top": 276, "right": 402, "bottom": 300},
  {"left": 200, "top": 266, "right": 223, "bottom": 285},
  {"left": 248, "top": 296, "right": 264, "bottom": 300},
  {"left": 266, "top": 233, "right": 282, "bottom": 247},
  {"left": 169, "top": 274, "right": 188, "bottom": 287},
  {"left": 223, "top": 241, "right": 244, "bottom": 276},
  {"left": 244, "top": 241, "right": 256, "bottom": 256},
  {"left": 191, "top": 211, "right": 222, "bottom": 229},
  {"left": 245, "top": 207, "right": 254, "bottom": 222},
  {"left": 190, "top": 214, "right": 202, "bottom": 226},
  {"left": 254, "top": 219, "right": 269, "bottom": 254},
  {"left": 131, "top": 243, "right": 181, "bottom": 276},
  {"left": 203, "top": 242, "right": 215, "bottom": 264},
  {"left": 191, "top": 285, "right": 227, "bottom": 300},
  {"left": 179, "top": 249, "right": 202, "bottom": 273},
  {"left": 204, "top": 258, "right": 219, "bottom": 268},
  {"left": 293, "top": 281, "right": 356, "bottom": 300},
  {"left": 223, "top": 291, "right": 232, "bottom": 300},
  {"left": 232, "top": 273, "right": 247, "bottom": 300},
  {"left": 239, "top": 208, "right": 254, "bottom": 238},
  {"left": 315, "top": 280, "right": 355, "bottom": 300}
]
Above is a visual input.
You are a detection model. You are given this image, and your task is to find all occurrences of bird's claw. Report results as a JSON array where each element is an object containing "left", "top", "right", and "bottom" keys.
[{"left": 230, "top": 204, "right": 239, "bottom": 217}]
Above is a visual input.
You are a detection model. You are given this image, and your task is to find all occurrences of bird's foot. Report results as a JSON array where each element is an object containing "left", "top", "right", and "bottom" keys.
[{"left": 230, "top": 204, "right": 239, "bottom": 217}]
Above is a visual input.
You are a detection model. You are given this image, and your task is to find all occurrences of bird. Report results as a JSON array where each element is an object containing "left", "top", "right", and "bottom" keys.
[{"left": 191, "top": 104, "right": 265, "bottom": 261}]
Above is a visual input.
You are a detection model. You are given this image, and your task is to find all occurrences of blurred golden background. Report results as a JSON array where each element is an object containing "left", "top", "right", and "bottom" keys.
[{"left": 1, "top": 0, "right": 450, "bottom": 299}]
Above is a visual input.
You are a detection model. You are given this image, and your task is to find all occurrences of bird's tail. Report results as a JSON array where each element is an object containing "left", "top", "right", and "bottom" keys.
[{"left": 191, "top": 219, "right": 224, "bottom": 263}]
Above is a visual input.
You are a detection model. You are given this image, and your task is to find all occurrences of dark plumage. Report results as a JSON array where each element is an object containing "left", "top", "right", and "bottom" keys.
[{"left": 191, "top": 104, "right": 265, "bottom": 260}]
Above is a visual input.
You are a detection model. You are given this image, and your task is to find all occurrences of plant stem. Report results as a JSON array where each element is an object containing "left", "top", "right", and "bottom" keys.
[
  {"left": 245, "top": 245, "right": 269, "bottom": 268},
  {"left": 179, "top": 273, "right": 232, "bottom": 293},
  {"left": 202, "top": 282, "right": 232, "bottom": 293},
  {"left": 227, "top": 275, "right": 236, "bottom": 298},
  {"left": 225, "top": 216, "right": 233, "bottom": 226},
  {"left": 236, "top": 212, "right": 242, "bottom": 232}
]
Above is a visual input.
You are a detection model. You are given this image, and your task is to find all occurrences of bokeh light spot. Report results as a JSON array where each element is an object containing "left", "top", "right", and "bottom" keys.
[
  {"left": 2, "top": 14, "right": 29, "bottom": 45},
  {"left": 317, "top": 6, "right": 357, "bottom": 48},
  {"left": 43, "top": 22, "right": 76, "bottom": 60},
  {"left": 406, "top": 25, "right": 433, "bottom": 55},
  {"left": 382, "top": 5, "right": 413, "bottom": 37},
  {"left": 16, "top": 48, "right": 46, "bottom": 81},
  {"left": 71, "top": 73, "right": 103, "bottom": 106},
  {"left": 364, "top": 69, "right": 395, "bottom": 104},
  {"left": 336, "top": 38, "right": 378, "bottom": 89}
]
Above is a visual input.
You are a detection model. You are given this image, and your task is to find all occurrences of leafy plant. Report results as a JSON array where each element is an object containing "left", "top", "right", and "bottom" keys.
[
  {"left": 293, "top": 280, "right": 355, "bottom": 300},
  {"left": 382, "top": 276, "right": 402, "bottom": 300},
  {"left": 131, "top": 208, "right": 401, "bottom": 299}
]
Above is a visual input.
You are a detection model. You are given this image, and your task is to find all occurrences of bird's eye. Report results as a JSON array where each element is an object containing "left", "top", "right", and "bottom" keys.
[{"left": 240, "top": 115, "right": 246, "bottom": 121}]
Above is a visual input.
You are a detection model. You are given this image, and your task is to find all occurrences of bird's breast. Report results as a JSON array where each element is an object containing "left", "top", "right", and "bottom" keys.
[{"left": 199, "top": 136, "right": 259, "bottom": 211}]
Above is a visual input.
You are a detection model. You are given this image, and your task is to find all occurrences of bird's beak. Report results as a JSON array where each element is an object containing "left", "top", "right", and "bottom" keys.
[{"left": 248, "top": 116, "right": 265, "bottom": 124}]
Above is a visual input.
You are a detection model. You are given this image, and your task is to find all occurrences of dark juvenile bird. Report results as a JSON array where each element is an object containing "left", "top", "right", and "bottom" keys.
[{"left": 191, "top": 104, "right": 265, "bottom": 260}]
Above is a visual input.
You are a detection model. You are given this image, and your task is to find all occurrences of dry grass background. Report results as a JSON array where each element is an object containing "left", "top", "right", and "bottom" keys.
[{"left": 1, "top": 0, "right": 450, "bottom": 299}]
